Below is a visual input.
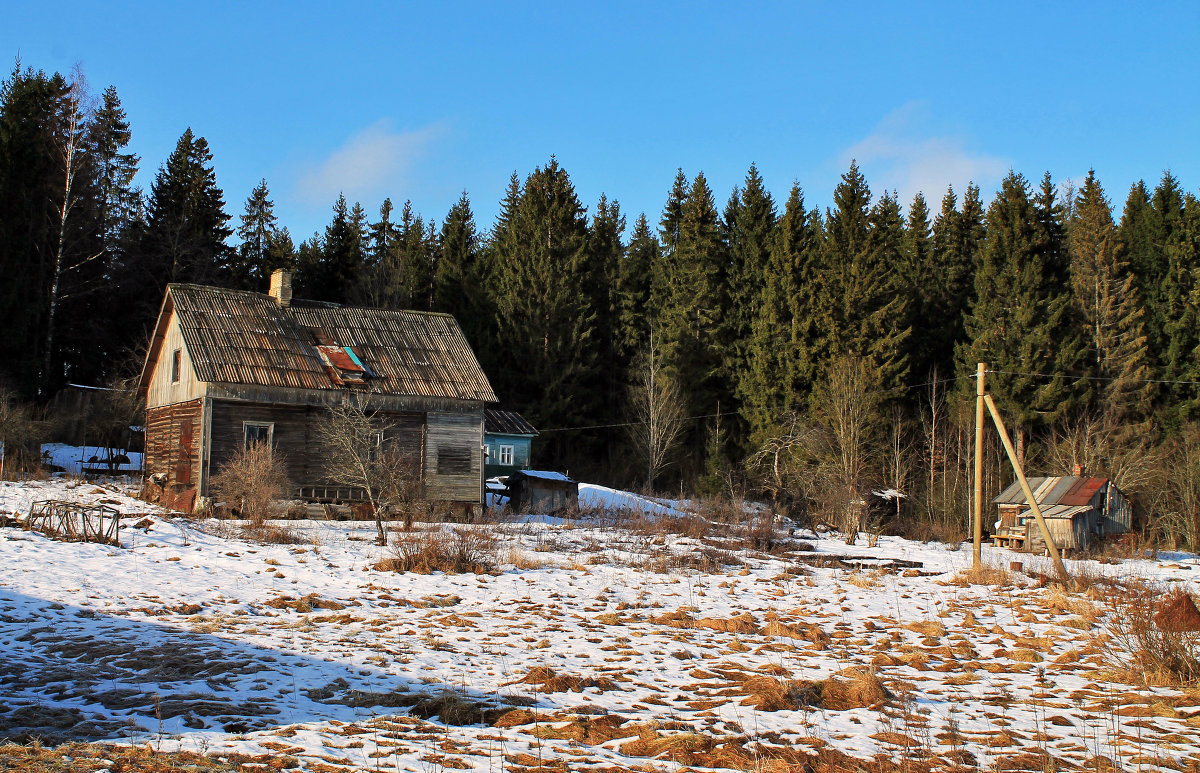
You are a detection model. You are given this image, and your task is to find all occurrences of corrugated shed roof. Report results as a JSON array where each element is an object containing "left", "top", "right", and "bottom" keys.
[
  {"left": 146, "top": 284, "right": 496, "bottom": 402},
  {"left": 992, "top": 476, "right": 1109, "bottom": 507},
  {"left": 485, "top": 409, "right": 538, "bottom": 436}
]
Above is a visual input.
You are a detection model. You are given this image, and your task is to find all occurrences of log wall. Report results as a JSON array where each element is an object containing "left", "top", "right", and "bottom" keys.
[{"left": 144, "top": 399, "right": 203, "bottom": 512}]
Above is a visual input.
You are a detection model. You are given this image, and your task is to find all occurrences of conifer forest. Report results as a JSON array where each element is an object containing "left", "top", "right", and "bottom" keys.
[{"left": 4, "top": 63, "right": 1200, "bottom": 548}]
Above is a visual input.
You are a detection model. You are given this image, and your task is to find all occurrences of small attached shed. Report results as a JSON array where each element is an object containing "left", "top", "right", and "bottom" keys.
[
  {"left": 484, "top": 409, "right": 537, "bottom": 478},
  {"left": 506, "top": 470, "right": 578, "bottom": 514},
  {"left": 992, "top": 476, "right": 1132, "bottom": 554}
]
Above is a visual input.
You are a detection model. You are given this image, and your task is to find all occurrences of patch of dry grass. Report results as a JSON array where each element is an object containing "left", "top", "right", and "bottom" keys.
[
  {"left": 0, "top": 741, "right": 284, "bottom": 772},
  {"left": 375, "top": 528, "right": 497, "bottom": 574},
  {"left": 1105, "top": 580, "right": 1200, "bottom": 685}
]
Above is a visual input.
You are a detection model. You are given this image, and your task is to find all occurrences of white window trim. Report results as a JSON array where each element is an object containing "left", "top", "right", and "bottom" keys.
[
  {"left": 243, "top": 421, "right": 274, "bottom": 449},
  {"left": 498, "top": 445, "right": 514, "bottom": 466}
]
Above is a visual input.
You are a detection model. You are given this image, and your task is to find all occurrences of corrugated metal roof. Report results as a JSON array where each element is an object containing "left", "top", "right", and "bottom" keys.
[
  {"left": 1060, "top": 477, "right": 1106, "bottom": 506},
  {"left": 992, "top": 476, "right": 1109, "bottom": 507},
  {"left": 147, "top": 284, "right": 497, "bottom": 402},
  {"left": 485, "top": 409, "right": 538, "bottom": 436},
  {"left": 1019, "top": 503, "right": 1091, "bottom": 520}
]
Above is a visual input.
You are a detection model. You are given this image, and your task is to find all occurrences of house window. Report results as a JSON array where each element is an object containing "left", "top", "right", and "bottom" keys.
[
  {"left": 498, "top": 445, "right": 514, "bottom": 466},
  {"left": 244, "top": 422, "right": 273, "bottom": 449},
  {"left": 171, "top": 349, "right": 181, "bottom": 383},
  {"left": 368, "top": 430, "right": 385, "bottom": 461},
  {"left": 437, "top": 445, "right": 472, "bottom": 475}
]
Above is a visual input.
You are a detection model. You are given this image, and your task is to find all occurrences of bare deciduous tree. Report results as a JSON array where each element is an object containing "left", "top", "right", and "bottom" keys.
[
  {"left": 627, "top": 332, "right": 685, "bottom": 493},
  {"left": 811, "top": 355, "right": 882, "bottom": 544},
  {"left": 316, "top": 399, "right": 423, "bottom": 545},
  {"left": 43, "top": 68, "right": 104, "bottom": 395},
  {"left": 746, "top": 411, "right": 817, "bottom": 516},
  {"left": 1040, "top": 413, "right": 1161, "bottom": 495}
]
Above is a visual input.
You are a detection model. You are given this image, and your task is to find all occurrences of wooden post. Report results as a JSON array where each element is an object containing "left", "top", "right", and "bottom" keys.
[
  {"left": 973, "top": 363, "right": 985, "bottom": 570},
  {"left": 983, "top": 394, "right": 1069, "bottom": 582}
]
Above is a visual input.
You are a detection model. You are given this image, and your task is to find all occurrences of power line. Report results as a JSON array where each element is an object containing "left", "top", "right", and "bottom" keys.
[
  {"left": 983, "top": 369, "right": 1200, "bottom": 387},
  {"left": 537, "top": 411, "right": 737, "bottom": 434}
]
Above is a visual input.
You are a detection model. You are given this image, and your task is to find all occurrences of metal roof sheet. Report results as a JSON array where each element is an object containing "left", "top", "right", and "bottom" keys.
[
  {"left": 146, "top": 284, "right": 497, "bottom": 402},
  {"left": 992, "top": 476, "right": 1109, "bottom": 507},
  {"left": 485, "top": 409, "right": 538, "bottom": 436}
]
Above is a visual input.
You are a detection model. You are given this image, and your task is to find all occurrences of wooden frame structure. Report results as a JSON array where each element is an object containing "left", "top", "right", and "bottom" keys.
[{"left": 26, "top": 500, "right": 121, "bottom": 545}]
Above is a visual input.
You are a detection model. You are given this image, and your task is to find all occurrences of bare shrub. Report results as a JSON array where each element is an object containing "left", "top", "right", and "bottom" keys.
[
  {"left": 375, "top": 528, "right": 497, "bottom": 574},
  {"left": 209, "top": 442, "right": 290, "bottom": 526},
  {"left": 1104, "top": 579, "right": 1200, "bottom": 685},
  {"left": 0, "top": 386, "right": 42, "bottom": 477}
]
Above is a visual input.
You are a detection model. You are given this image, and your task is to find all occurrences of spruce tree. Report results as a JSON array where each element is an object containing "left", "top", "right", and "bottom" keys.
[
  {"left": 741, "top": 183, "right": 822, "bottom": 442},
  {"left": 124, "top": 127, "right": 233, "bottom": 340},
  {"left": 488, "top": 158, "right": 599, "bottom": 465},
  {"left": 617, "top": 213, "right": 658, "bottom": 361},
  {"left": 927, "top": 185, "right": 983, "bottom": 378},
  {"left": 656, "top": 171, "right": 731, "bottom": 473},
  {"left": 86, "top": 85, "right": 140, "bottom": 256},
  {"left": 232, "top": 179, "right": 287, "bottom": 289},
  {"left": 726, "top": 164, "right": 778, "bottom": 433},
  {"left": 903, "top": 193, "right": 934, "bottom": 381},
  {"left": 434, "top": 192, "right": 477, "bottom": 314},
  {"left": 1068, "top": 170, "right": 1155, "bottom": 425},
  {"left": 652, "top": 169, "right": 689, "bottom": 313},
  {"left": 821, "top": 163, "right": 911, "bottom": 400},
  {"left": 587, "top": 194, "right": 627, "bottom": 467},
  {"left": 298, "top": 194, "right": 365, "bottom": 304},
  {"left": 958, "top": 172, "right": 1085, "bottom": 452}
]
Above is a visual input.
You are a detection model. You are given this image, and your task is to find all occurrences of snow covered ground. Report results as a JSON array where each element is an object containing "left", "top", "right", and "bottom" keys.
[{"left": 0, "top": 478, "right": 1198, "bottom": 771}]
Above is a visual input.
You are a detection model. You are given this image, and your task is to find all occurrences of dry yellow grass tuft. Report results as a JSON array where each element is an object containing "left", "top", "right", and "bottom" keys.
[
  {"left": 509, "top": 666, "right": 619, "bottom": 693},
  {"left": 903, "top": 619, "right": 947, "bottom": 639}
]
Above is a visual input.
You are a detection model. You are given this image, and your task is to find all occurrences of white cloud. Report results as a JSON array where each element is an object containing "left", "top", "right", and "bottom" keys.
[
  {"left": 839, "top": 102, "right": 1008, "bottom": 206},
  {"left": 295, "top": 120, "right": 445, "bottom": 208}
]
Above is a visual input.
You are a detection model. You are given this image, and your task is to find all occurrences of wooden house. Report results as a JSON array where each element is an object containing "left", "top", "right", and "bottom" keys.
[
  {"left": 137, "top": 270, "right": 496, "bottom": 513},
  {"left": 483, "top": 409, "right": 538, "bottom": 478},
  {"left": 505, "top": 470, "right": 578, "bottom": 514},
  {"left": 991, "top": 476, "right": 1132, "bottom": 554}
]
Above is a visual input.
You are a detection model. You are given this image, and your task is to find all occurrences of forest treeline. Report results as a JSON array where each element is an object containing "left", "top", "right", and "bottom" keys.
[{"left": 4, "top": 63, "right": 1200, "bottom": 546}]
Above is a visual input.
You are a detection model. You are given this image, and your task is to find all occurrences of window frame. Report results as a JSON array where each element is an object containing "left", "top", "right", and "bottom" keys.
[
  {"left": 368, "top": 430, "right": 385, "bottom": 462},
  {"left": 243, "top": 421, "right": 274, "bottom": 450},
  {"left": 498, "top": 445, "right": 514, "bottom": 466},
  {"left": 171, "top": 348, "right": 182, "bottom": 383}
]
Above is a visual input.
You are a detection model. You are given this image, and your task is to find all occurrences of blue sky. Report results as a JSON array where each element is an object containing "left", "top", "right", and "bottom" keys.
[{"left": 5, "top": 2, "right": 1199, "bottom": 242}]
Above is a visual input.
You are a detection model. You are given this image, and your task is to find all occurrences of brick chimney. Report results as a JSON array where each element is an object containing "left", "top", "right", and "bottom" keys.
[
  {"left": 1073, "top": 463, "right": 1083, "bottom": 476},
  {"left": 268, "top": 269, "right": 292, "bottom": 306}
]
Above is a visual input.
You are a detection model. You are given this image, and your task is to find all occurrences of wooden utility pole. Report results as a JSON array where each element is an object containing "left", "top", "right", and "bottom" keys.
[
  {"left": 983, "top": 394, "right": 1069, "bottom": 582},
  {"left": 973, "top": 363, "right": 985, "bottom": 570}
]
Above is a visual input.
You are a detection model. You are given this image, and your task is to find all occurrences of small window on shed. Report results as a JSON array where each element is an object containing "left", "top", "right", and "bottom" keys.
[
  {"left": 498, "top": 445, "right": 514, "bottom": 466},
  {"left": 437, "top": 445, "right": 472, "bottom": 475},
  {"left": 171, "top": 349, "right": 181, "bottom": 383}
]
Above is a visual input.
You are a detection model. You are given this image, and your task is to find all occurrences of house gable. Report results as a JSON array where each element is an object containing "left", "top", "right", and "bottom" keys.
[{"left": 142, "top": 305, "right": 206, "bottom": 408}]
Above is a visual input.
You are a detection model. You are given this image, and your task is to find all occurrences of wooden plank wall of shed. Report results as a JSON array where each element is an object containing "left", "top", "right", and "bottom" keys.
[
  {"left": 208, "top": 399, "right": 423, "bottom": 493},
  {"left": 145, "top": 399, "right": 203, "bottom": 511},
  {"left": 425, "top": 411, "right": 484, "bottom": 503}
]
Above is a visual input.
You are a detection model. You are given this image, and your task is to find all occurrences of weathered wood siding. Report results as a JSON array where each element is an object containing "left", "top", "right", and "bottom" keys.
[
  {"left": 145, "top": 399, "right": 203, "bottom": 511},
  {"left": 424, "top": 411, "right": 483, "bottom": 503},
  {"left": 1028, "top": 515, "right": 1089, "bottom": 553},
  {"left": 145, "top": 310, "right": 206, "bottom": 409},
  {"left": 206, "top": 399, "right": 424, "bottom": 495}
]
